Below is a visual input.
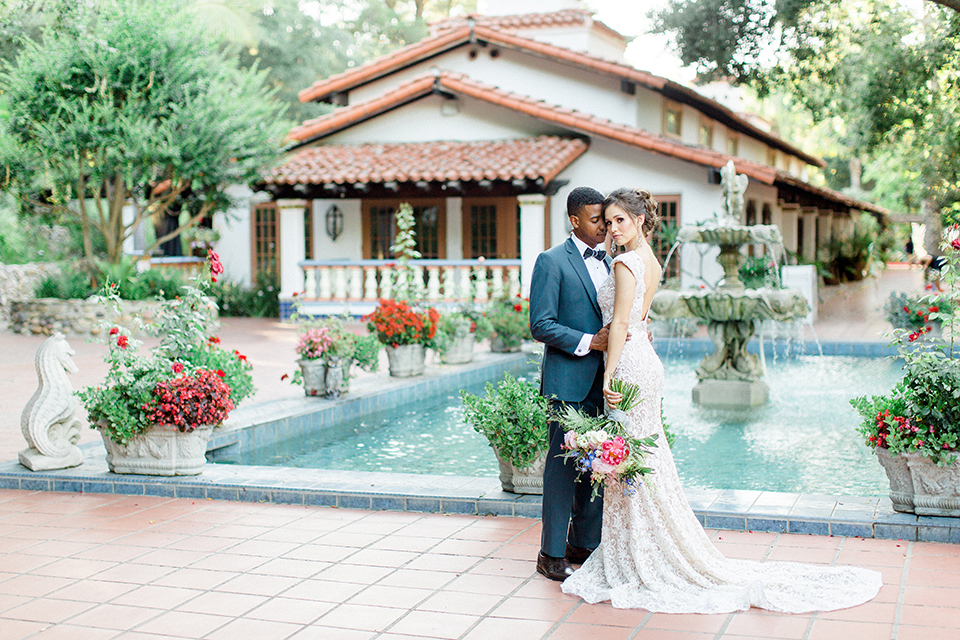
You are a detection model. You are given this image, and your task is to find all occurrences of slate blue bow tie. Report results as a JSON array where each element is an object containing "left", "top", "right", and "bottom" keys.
[{"left": 583, "top": 247, "right": 606, "bottom": 261}]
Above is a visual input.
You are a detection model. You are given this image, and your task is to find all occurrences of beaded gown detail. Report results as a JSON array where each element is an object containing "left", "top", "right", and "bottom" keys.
[{"left": 561, "top": 251, "right": 882, "bottom": 613}]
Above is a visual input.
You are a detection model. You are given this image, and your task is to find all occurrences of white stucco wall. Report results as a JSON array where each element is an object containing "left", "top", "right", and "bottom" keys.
[
  {"left": 347, "top": 48, "right": 637, "bottom": 132},
  {"left": 214, "top": 185, "right": 254, "bottom": 286},
  {"left": 322, "top": 94, "right": 562, "bottom": 145},
  {"left": 311, "top": 198, "right": 362, "bottom": 260}
]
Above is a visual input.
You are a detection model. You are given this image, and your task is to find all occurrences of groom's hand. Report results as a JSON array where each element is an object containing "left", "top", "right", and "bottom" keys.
[{"left": 589, "top": 325, "right": 631, "bottom": 352}]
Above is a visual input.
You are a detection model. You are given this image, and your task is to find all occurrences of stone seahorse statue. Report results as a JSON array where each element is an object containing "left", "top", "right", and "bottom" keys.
[{"left": 19, "top": 333, "right": 84, "bottom": 471}]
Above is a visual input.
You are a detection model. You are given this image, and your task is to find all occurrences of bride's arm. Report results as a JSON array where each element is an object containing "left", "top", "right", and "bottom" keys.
[{"left": 603, "top": 261, "right": 637, "bottom": 405}]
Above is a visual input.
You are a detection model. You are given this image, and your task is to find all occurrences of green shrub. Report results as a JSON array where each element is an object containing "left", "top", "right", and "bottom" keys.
[
  {"left": 460, "top": 372, "right": 549, "bottom": 468},
  {"left": 35, "top": 269, "right": 94, "bottom": 299},
  {"left": 213, "top": 272, "right": 279, "bottom": 317},
  {"left": 738, "top": 256, "right": 780, "bottom": 289}
]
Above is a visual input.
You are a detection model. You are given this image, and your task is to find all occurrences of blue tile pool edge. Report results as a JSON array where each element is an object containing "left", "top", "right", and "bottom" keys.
[{"left": 1, "top": 458, "right": 956, "bottom": 543}]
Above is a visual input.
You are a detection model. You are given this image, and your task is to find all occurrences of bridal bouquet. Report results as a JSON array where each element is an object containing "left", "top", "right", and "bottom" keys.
[{"left": 557, "top": 379, "right": 659, "bottom": 500}]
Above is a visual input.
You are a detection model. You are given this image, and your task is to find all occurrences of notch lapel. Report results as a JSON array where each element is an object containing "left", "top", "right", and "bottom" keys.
[{"left": 564, "top": 238, "right": 602, "bottom": 317}]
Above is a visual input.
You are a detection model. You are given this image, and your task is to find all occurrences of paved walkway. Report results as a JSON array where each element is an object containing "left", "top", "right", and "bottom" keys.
[
  {"left": 3, "top": 265, "right": 957, "bottom": 639},
  {"left": 2, "top": 488, "right": 958, "bottom": 640}
]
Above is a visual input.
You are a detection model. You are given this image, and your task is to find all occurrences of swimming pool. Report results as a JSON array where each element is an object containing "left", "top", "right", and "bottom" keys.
[{"left": 216, "top": 355, "right": 903, "bottom": 496}]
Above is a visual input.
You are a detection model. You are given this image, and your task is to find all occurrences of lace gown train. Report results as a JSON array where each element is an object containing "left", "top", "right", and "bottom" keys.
[{"left": 561, "top": 251, "right": 882, "bottom": 614}]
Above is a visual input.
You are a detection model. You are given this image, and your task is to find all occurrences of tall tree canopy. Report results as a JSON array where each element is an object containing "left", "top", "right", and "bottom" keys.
[
  {"left": 653, "top": 0, "right": 960, "bottom": 221},
  {"left": 0, "top": 0, "right": 289, "bottom": 263}
]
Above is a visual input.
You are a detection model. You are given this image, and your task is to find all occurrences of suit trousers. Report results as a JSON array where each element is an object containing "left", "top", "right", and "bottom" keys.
[{"left": 540, "top": 364, "right": 605, "bottom": 558}]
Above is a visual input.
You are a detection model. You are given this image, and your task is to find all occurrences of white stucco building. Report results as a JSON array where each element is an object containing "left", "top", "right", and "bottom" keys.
[{"left": 213, "top": 0, "right": 883, "bottom": 317}]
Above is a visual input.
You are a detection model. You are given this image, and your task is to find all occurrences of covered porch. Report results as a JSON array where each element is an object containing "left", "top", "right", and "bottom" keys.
[{"left": 256, "top": 136, "right": 587, "bottom": 316}]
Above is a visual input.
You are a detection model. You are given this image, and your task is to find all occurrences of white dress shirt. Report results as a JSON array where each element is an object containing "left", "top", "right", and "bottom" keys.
[{"left": 569, "top": 234, "right": 609, "bottom": 356}]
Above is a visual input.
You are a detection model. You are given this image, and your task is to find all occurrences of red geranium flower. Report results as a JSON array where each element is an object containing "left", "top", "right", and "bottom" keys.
[
  {"left": 116, "top": 335, "right": 129, "bottom": 348},
  {"left": 172, "top": 363, "right": 184, "bottom": 374},
  {"left": 109, "top": 327, "right": 119, "bottom": 335}
]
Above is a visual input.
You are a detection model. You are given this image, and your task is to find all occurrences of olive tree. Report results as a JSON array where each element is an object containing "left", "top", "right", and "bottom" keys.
[{"left": 0, "top": 0, "right": 289, "bottom": 264}]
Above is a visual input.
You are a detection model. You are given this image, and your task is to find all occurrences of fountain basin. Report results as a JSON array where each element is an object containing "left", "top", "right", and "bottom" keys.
[
  {"left": 678, "top": 224, "right": 782, "bottom": 246},
  {"left": 652, "top": 288, "right": 809, "bottom": 323}
]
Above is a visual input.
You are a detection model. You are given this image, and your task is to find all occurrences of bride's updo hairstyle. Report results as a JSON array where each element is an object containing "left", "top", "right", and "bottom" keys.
[{"left": 602, "top": 188, "right": 660, "bottom": 236}]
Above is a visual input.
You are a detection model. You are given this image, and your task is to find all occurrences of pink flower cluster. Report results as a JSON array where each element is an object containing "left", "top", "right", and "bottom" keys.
[
  {"left": 295, "top": 327, "right": 333, "bottom": 360},
  {"left": 563, "top": 429, "right": 632, "bottom": 478},
  {"left": 142, "top": 369, "right": 234, "bottom": 432},
  {"left": 208, "top": 250, "right": 224, "bottom": 283}
]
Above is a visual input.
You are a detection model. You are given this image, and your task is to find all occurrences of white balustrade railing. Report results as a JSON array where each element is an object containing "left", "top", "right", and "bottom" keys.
[{"left": 298, "top": 259, "right": 523, "bottom": 304}]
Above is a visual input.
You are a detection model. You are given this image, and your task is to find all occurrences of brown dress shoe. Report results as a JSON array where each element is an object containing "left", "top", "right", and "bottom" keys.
[
  {"left": 565, "top": 543, "right": 594, "bottom": 565},
  {"left": 536, "top": 551, "right": 574, "bottom": 581}
]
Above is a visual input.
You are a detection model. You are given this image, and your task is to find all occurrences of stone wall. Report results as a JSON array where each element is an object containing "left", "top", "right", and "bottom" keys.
[
  {"left": 0, "top": 262, "right": 62, "bottom": 324},
  {"left": 8, "top": 298, "right": 164, "bottom": 336}
]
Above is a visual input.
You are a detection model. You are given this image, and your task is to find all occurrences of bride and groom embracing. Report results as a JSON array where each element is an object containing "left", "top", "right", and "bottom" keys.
[{"left": 528, "top": 186, "right": 882, "bottom": 614}]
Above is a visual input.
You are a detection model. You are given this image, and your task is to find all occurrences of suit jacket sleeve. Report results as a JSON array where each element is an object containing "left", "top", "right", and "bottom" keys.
[{"left": 529, "top": 251, "right": 585, "bottom": 356}]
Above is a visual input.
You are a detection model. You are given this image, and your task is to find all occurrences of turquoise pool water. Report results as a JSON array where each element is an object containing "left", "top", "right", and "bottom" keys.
[{"left": 219, "top": 356, "right": 903, "bottom": 496}]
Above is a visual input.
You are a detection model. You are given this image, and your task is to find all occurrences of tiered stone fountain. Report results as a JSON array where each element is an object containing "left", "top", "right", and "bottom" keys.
[{"left": 651, "top": 161, "right": 810, "bottom": 408}]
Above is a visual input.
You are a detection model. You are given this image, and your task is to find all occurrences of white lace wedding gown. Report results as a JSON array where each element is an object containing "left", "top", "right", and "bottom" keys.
[{"left": 561, "top": 251, "right": 882, "bottom": 613}]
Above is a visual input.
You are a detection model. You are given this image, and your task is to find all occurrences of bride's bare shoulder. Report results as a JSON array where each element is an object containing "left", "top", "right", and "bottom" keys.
[{"left": 641, "top": 244, "right": 662, "bottom": 278}]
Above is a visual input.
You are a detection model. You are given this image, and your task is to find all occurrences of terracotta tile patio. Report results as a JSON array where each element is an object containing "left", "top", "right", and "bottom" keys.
[{"left": 1, "top": 489, "right": 960, "bottom": 638}]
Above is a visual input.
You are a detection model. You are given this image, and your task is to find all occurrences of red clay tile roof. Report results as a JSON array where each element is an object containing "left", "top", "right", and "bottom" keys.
[
  {"left": 266, "top": 136, "right": 588, "bottom": 186},
  {"left": 430, "top": 9, "right": 625, "bottom": 42},
  {"left": 288, "top": 71, "right": 780, "bottom": 185},
  {"left": 286, "top": 72, "right": 880, "bottom": 213},
  {"left": 296, "top": 24, "right": 821, "bottom": 167},
  {"left": 432, "top": 9, "right": 590, "bottom": 32},
  {"left": 774, "top": 171, "right": 887, "bottom": 215}
]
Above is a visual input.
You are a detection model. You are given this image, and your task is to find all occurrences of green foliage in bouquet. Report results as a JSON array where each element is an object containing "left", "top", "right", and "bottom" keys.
[{"left": 557, "top": 379, "right": 659, "bottom": 500}]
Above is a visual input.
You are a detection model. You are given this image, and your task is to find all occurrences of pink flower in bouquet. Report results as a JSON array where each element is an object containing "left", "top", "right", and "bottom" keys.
[
  {"left": 563, "top": 430, "right": 579, "bottom": 450},
  {"left": 591, "top": 458, "right": 616, "bottom": 475},
  {"left": 601, "top": 436, "right": 630, "bottom": 467}
]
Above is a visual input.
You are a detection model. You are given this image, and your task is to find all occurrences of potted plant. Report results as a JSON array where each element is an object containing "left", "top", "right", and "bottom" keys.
[
  {"left": 884, "top": 291, "right": 950, "bottom": 338},
  {"left": 363, "top": 297, "right": 439, "bottom": 377},
  {"left": 486, "top": 294, "right": 531, "bottom": 353},
  {"left": 460, "top": 372, "right": 549, "bottom": 494},
  {"left": 435, "top": 306, "right": 494, "bottom": 365},
  {"left": 286, "top": 313, "right": 381, "bottom": 397},
  {"left": 295, "top": 327, "right": 335, "bottom": 397},
  {"left": 851, "top": 228, "right": 960, "bottom": 515},
  {"left": 77, "top": 251, "right": 255, "bottom": 475}
]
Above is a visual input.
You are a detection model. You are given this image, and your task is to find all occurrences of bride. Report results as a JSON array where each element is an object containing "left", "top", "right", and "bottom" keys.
[{"left": 560, "top": 188, "right": 882, "bottom": 614}]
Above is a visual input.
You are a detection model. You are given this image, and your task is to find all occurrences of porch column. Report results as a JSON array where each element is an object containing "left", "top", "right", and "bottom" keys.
[
  {"left": 818, "top": 210, "right": 833, "bottom": 247},
  {"left": 518, "top": 194, "right": 546, "bottom": 296},
  {"left": 277, "top": 199, "right": 307, "bottom": 314},
  {"left": 801, "top": 207, "right": 818, "bottom": 263},
  {"left": 778, "top": 203, "right": 800, "bottom": 258}
]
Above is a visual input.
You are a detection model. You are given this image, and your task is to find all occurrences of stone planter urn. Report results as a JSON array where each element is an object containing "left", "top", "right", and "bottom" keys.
[
  {"left": 490, "top": 335, "right": 520, "bottom": 353},
  {"left": 493, "top": 448, "right": 546, "bottom": 494},
  {"left": 875, "top": 447, "right": 960, "bottom": 516},
  {"left": 441, "top": 333, "right": 475, "bottom": 365},
  {"left": 298, "top": 359, "right": 326, "bottom": 397},
  {"left": 98, "top": 423, "right": 214, "bottom": 476},
  {"left": 386, "top": 343, "right": 426, "bottom": 377}
]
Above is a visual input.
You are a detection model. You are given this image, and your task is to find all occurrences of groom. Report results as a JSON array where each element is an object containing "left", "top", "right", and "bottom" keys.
[{"left": 529, "top": 186, "right": 610, "bottom": 581}]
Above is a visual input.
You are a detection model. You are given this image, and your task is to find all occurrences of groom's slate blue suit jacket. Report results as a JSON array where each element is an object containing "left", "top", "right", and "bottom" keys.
[{"left": 529, "top": 237, "right": 607, "bottom": 403}]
